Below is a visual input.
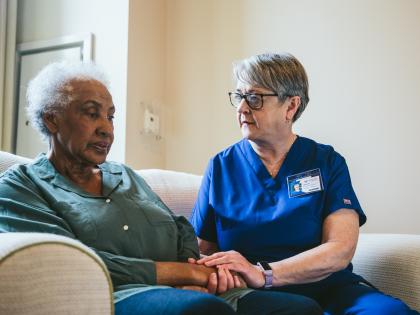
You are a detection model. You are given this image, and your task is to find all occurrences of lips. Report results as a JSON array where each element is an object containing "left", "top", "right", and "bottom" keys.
[
  {"left": 241, "top": 121, "right": 255, "bottom": 126},
  {"left": 90, "top": 142, "right": 110, "bottom": 153}
]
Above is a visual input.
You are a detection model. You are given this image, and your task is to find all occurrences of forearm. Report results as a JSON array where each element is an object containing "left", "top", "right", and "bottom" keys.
[
  {"left": 271, "top": 240, "right": 356, "bottom": 286},
  {"left": 156, "top": 261, "right": 216, "bottom": 287},
  {"left": 270, "top": 209, "right": 359, "bottom": 286}
]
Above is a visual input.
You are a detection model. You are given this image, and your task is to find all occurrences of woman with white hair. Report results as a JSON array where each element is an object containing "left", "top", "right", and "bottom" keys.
[
  {"left": 0, "top": 61, "right": 323, "bottom": 315},
  {"left": 191, "top": 53, "right": 418, "bottom": 314}
]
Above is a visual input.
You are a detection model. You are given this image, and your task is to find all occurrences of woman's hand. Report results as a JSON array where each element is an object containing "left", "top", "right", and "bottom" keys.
[
  {"left": 196, "top": 251, "right": 265, "bottom": 288},
  {"left": 188, "top": 258, "right": 247, "bottom": 294}
]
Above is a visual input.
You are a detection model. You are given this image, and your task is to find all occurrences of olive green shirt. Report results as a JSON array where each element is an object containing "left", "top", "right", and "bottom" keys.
[{"left": 0, "top": 155, "right": 252, "bottom": 306}]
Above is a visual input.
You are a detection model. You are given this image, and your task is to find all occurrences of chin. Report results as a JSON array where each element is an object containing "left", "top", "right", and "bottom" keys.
[
  {"left": 85, "top": 152, "right": 108, "bottom": 165},
  {"left": 241, "top": 130, "right": 262, "bottom": 143},
  {"left": 241, "top": 128, "right": 254, "bottom": 141}
]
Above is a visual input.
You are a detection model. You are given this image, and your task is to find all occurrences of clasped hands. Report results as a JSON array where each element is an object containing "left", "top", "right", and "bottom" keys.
[{"left": 177, "top": 251, "right": 265, "bottom": 294}]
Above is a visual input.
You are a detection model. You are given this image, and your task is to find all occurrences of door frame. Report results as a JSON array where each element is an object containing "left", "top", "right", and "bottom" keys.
[{"left": 12, "top": 33, "right": 93, "bottom": 153}]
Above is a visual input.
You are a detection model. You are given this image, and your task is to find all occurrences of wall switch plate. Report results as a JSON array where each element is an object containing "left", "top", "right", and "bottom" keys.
[{"left": 144, "top": 109, "right": 160, "bottom": 135}]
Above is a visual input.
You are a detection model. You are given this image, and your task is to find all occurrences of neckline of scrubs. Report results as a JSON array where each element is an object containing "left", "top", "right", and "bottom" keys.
[{"left": 240, "top": 136, "right": 301, "bottom": 190}]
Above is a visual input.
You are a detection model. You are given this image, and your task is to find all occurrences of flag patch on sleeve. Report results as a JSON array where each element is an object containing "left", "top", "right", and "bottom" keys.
[{"left": 343, "top": 198, "right": 352, "bottom": 205}]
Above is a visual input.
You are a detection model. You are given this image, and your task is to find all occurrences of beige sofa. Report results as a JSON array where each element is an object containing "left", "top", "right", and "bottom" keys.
[{"left": 0, "top": 150, "right": 419, "bottom": 313}]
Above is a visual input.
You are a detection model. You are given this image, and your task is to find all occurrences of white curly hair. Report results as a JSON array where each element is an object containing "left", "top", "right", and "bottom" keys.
[{"left": 26, "top": 61, "right": 110, "bottom": 141}]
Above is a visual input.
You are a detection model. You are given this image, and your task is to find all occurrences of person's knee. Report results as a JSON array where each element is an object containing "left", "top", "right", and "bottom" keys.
[
  {"left": 363, "top": 297, "right": 414, "bottom": 315},
  {"left": 290, "top": 297, "right": 323, "bottom": 315},
  {"left": 179, "top": 293, "right": 235, "bottom": 315},
  {"left": 237, "top": 290, "right": 323, "bottom": 315},
  {"left": 266, "top": 294, "right": 323, "bottom": 315}
]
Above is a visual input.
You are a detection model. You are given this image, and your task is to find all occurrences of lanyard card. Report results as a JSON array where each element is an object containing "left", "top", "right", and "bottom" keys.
[{"left": 287, "top": 168, "right": 324, "bottom": 198}]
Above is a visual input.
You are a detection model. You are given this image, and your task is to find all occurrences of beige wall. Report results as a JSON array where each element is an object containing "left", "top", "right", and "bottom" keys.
[
  {"left": 164, "top": 0, "right": 420, "bottom": 234},
  {"left": 165, "top": 0, "right": 243, "bottom": 174},
  {"left": 125, "top": 0, "right": 166, "bottom": 169},
  {"left": 14, "top": 0, "right": 129, "bottom": 162}
]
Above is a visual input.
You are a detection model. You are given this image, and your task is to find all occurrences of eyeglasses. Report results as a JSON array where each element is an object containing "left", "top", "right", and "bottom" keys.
[{"left": 228, "top": 92, "right": 278, "bottom": 110}]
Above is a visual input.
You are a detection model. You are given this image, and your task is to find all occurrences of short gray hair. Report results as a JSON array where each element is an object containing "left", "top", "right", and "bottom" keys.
[
  {"left": 233, "top": 52, "right": 309, "bottom": 122},
  {"left": 26, "top": 61, "right": 110, "bottom": 141}
]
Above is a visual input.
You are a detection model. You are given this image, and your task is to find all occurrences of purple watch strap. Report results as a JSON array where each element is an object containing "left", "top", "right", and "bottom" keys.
[
  {"left": 264, "top": 269, "right": 273, "bottom": 288},
  {"left": 257, "top": 262, "right": 273, "bottom": 288}
]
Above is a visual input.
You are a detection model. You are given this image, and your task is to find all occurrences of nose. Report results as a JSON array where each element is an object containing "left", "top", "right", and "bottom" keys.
[
  {"left": 236, "top": 98, "right": 251, "bottom": 114},
  {"left": 97, "top": 116, "right": 114, "bottom": 138}
]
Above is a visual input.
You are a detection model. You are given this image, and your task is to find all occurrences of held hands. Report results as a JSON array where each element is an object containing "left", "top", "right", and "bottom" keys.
[
  {"left": 196, "top": 250, "right": 265, "bottom": 288},
  {"left": 187, "top": 257, "right": 247, "bottom": 294}
]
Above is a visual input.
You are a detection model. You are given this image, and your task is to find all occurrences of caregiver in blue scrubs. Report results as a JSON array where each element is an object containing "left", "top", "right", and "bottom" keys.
[{"left": 190, "top": 53, "right": 418, "bottom": 314}]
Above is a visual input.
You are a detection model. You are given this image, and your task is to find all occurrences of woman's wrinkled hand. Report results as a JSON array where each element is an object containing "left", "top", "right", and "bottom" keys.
[
  {"left": 188, "top": 257, "right": 247, "bottom": 294},
  {"left": 196, "top": 251, "right": 265, "bottom": 288}
]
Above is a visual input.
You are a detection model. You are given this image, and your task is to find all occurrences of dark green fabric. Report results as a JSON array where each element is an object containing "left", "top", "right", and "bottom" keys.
[{"left": 0, "top": 155, "right": 199, "bottom": 299}]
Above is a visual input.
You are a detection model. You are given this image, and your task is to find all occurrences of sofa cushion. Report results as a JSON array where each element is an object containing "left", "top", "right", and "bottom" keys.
[
  {"left": 352, "top": 233, "right": 420, "bottom": 311},
  {"left": 137, "top": 169, "right": 202, "bottom": 219},
  {"left": 0, "top": 151, "right": 31, "bottom": 174}
]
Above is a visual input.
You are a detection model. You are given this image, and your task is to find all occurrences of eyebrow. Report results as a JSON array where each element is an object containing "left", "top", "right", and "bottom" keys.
[
  {"left": 81, "top": 101, "right": 115, "bottom": 112},
  {"left": 235, "top": 89, "right": 260, "bottom": 94},
  {"left": 81, "top": 101, "right": 100, "bottom": 109}
]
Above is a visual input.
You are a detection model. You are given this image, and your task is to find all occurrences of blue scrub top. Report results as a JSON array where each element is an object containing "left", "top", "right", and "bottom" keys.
[{"left": 191, "top": 136, "right": 366, "bottom": 266}]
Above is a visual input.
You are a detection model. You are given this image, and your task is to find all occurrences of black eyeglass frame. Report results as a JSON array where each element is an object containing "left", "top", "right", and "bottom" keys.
[{"left": 228, "top": 91, "right": 279, "bottom": 110}]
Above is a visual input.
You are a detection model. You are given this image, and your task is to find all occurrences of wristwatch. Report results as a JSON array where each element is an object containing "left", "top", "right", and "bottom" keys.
[{"left": 257, "top": 261, "right": 273, "bottom": 289}]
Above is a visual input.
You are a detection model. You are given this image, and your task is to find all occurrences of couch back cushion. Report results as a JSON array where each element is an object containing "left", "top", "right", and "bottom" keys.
[
  {"left": 352, "top": 233, "right": 420, "bottom": 311},
  {"left": 137, "top": 169, "right": 202, "bottom": 219},
  {"left": 0, "top": 151, "right": 31, "bottom": 174}
]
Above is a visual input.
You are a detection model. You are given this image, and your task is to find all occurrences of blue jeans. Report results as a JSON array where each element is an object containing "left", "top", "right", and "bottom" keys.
[{"left": 115, "top": 288, "right": 323, "bottom": 315}]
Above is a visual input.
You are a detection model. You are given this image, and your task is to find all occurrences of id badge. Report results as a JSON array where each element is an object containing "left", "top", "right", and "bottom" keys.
[{"left": 287, "top": 168, "right": 324, "bottom": 198}]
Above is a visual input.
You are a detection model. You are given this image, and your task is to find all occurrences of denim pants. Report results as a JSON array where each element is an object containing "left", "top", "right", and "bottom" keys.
[{"left": 115, "top": 288, "right": 323, "bottom": 315}]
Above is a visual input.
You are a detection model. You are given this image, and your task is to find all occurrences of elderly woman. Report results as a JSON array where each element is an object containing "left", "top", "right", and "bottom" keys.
[
  {"left": 190, "top": 53, "right": 418, "bottom": 314},
  {"left": 0, "top": 61, "right": 321, "bottom": 315}
]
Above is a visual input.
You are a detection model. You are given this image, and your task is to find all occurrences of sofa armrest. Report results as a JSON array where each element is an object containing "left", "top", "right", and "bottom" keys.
[
  {"left": 352, "top": 233, "right": 420, "bottom": 311},
  {"left": 0, "top": 233, "right": 114, "bottom": 314}
]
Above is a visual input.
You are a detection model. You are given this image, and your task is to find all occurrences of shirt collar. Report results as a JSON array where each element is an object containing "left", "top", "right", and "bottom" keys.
[
  {"left": 99, "top": 162, "right": 123, "bottom": 196},
  {"left": 31, "top": 154, "right": 123, "bottom": 197}
]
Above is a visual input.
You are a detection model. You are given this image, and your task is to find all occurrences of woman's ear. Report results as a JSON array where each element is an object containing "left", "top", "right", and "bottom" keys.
[
  {"left": 286, "top": 96, "right": 301, "bottom": 121},
  {"left": 43, "top": 112, "right": 59, "bottom": 134}
]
